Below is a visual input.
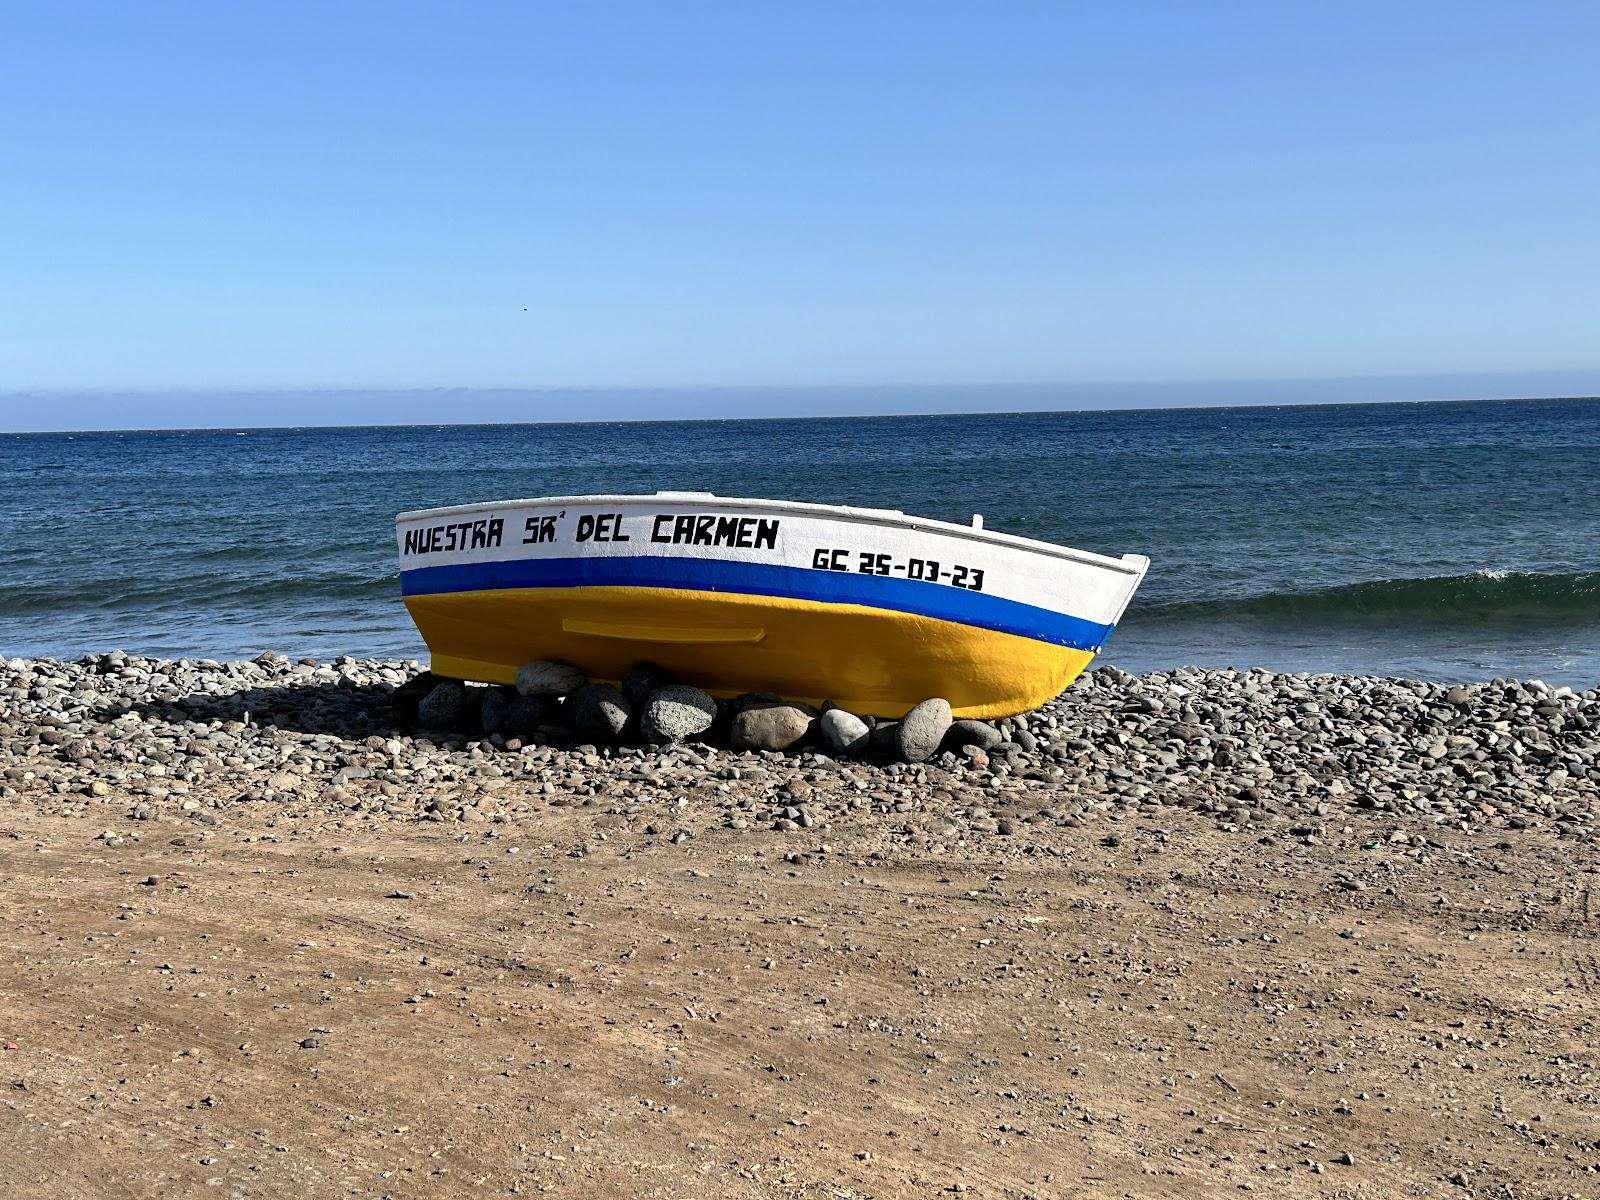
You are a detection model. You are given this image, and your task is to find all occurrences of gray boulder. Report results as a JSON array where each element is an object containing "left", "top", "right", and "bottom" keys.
[
  {"left": 570, "top": 683, "right": 632, "bottom": 743},
  {"left": 479, "top": 685, "right": 517, "bottom": 733},
  {"left": 895, "top": 697, "right": 952, "bottom": 762},
  {"left": 640, "top": 685, "right": 717, "bottom": 743},
  {"left": 945, "top": 718, "right": 1002, "bottom": 752},
  {"left": 731, "top": 702, "right": 817, "bottom": 752},
  {"left": 819, "top": 708, "right": 871, "bottom": 755},
  {"left": 482, "top": 686, "right": 553, "bottom": 738},
  {"left": 515, "top": 659, "right": 586, "bottom": 697},
  {"left": 390, "top": 671, "right": 440, "bottom": 728},
  {"left": 621, "top": 661, "right": 674, "bottom": 709},
  {"left": 418, "top": 680, "right": 481, "bottom": 732}
]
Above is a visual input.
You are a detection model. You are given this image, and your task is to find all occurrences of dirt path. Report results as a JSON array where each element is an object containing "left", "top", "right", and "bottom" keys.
[{"left": 1, "top": 802, "right": 1595, "bottom": 1198}]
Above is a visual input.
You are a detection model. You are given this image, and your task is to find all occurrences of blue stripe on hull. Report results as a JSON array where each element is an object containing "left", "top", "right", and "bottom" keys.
[{"left": 400, "top": 555, "right": 1114, "bottom": 651}]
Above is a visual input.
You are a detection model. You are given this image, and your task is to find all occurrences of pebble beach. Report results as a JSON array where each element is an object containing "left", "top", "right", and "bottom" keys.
[{"left": 7, "top": 652, "right": 1596, "bottom": 840}]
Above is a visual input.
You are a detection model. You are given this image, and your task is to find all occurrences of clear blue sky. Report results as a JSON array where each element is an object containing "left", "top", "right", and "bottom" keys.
[{"left": 3, "top": 1, "right": 1599, "bottom": 427}]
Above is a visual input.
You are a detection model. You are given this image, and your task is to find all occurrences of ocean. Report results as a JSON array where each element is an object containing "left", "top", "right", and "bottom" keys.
[{"left": 2, "top": 397, "right": 1598, "bottom": 686}]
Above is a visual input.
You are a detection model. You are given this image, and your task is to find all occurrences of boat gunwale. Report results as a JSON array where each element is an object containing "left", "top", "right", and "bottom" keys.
[{"left": 396, "top": 492, "right": 1148, "bottom": 578}]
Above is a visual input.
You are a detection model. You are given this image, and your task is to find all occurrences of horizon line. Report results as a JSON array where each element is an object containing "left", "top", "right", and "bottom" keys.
[{"left": 5, "top": 390, "right": 1597, "bottom": 438}]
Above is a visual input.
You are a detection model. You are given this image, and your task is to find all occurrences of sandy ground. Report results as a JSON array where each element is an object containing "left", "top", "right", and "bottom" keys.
[{"left": 1, "top": 797, "right": 1596, "bottom": 1200}]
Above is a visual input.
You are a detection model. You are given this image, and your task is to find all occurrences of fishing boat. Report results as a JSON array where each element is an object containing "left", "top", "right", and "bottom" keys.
[{"left": 395, "top": 493, "right": 1148, "bottom": 718}]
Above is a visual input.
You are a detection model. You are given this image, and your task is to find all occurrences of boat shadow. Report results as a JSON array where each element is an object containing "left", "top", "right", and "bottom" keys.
[{"left": 99, "top": 680, "right": 417, "bottom": 740}]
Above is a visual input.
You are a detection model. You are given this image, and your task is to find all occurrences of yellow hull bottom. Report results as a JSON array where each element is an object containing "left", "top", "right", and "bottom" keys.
[{"left": 404, "top": 585, "right": 1095, "bottom": 719}]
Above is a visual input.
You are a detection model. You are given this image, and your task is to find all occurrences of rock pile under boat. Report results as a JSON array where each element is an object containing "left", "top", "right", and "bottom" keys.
[{"left": 397, "top": 660, "right": 990, "bottom": 764}]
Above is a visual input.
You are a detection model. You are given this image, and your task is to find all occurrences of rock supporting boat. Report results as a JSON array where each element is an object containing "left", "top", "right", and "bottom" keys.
[{"left": 396, "top": 493, "right": 1148, "bottom": 718}]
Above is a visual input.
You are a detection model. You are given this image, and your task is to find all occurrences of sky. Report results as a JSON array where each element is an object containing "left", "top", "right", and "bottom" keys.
[{"left": 3, "top": 1, "right": 1599, "bottom": 429}]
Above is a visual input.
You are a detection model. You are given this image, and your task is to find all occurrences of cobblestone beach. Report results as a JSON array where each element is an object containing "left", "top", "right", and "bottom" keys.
[
  {"left": 3, "top": 653, "right": 1598, "bottom": 1197},
  {"left": 4, "top": 652, "right": 1597, "bottom": 841}
]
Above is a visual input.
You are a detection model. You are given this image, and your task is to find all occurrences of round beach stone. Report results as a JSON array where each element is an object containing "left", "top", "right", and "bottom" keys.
[
  {"left": 570, "top": 683, "right": 632, "bottom": 743},
  {"left": 621, "top": 661, "right": 674, "bottom": 709},
  {"left": 896, "top": 698, "right": 952, "bottom": 762},
  {"left": 870, "top": 720, "right": 901, "bottom": 756},
  {"left": 479, "top": 685, "right": 517, "bottom": 733},
  {"left": 945, "top": 718, "right": 1003, "bottom": 752},
  {"left": 640, "top": 685, "right": 717, "bottom": 744},
  {"left": 418, "top": 681, "right": 479, "bottom": 732},
  {"left": 481, "top": 687, "right": 553, "bottom": 738},
  {"left": 819, "top": 708, "right": 871, "bottom": 755},
  {"left": 390, "top": 671, "right": 441, "bottom": 728},
  {"left": 731, "top": 702, "right": 817, "bottom": 752},
  {"left": 514, "top": 660, "right": 586, "bottom": 697}
]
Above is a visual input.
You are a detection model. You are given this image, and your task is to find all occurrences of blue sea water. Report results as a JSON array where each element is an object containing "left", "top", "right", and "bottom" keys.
[{"left": 2, "top": 398, "right": 1598, "bottom": 686}]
